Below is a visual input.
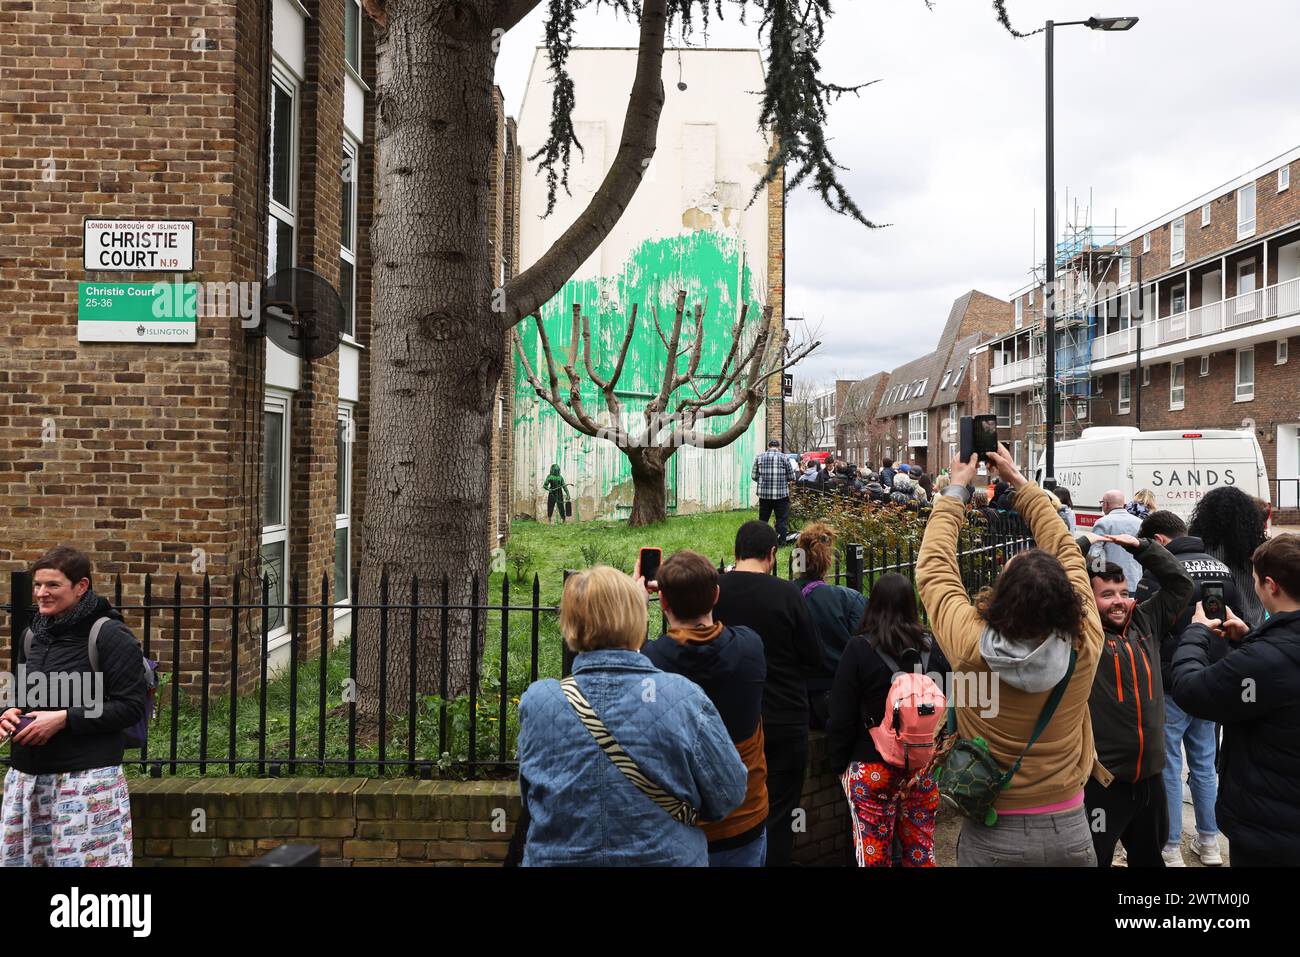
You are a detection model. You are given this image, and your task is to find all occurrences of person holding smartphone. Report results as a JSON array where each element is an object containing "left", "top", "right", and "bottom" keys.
[{"left": 1, "top": 546, "right": 146, "bottom": 867}]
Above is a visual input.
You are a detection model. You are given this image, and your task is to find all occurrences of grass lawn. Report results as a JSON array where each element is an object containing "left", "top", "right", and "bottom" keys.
[{"left": 137, "top": 508, "right": 762, "bottom": 779}]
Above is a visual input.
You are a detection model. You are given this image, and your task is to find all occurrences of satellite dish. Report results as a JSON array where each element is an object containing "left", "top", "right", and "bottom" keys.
[{"left": 255, "top": 267, "right": 343, "bottom": 360}]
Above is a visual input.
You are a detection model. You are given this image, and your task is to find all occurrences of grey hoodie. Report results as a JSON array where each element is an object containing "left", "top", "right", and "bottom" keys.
[{"left": 978, "top": 625, "right": 1072, "bottom": 693}]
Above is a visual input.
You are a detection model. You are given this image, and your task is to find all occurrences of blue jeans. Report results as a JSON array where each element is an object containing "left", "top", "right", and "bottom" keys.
[
  {"left": 708, "top": 830, "right": 766, "bottom": 867},
  {"left": 1162, "top": 696, "right": 1219, "bottom": 845}
]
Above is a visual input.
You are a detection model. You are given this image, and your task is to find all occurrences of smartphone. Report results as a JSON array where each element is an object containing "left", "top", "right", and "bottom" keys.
[
  {"left": 639, "top": 547, "right": 662, "bottom": 583},
  {"left": 3, "top": 714, "right": 34, "bottom": 742},
  {"left": 1201, "top": 582, "right": 1226, "bottom": 621},
  {"left": 960, "top": 414, "right": 1000, "bottom": 463}
]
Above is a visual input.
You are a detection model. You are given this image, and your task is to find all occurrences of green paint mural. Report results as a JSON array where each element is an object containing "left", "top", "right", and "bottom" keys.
[{"left": 513, "top": 231, "right": 770, "bottom": 520}]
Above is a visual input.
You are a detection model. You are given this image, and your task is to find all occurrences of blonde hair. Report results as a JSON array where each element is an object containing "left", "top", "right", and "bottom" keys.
[
  {"left": 796, "top": 521, "right": 836, "bottom": 580},
  {"left": 559, "top": 565, "right": 647, "bottom": 653},
  {"left": 1132, "top": 489, "right": 1157, "bottom": 511}
]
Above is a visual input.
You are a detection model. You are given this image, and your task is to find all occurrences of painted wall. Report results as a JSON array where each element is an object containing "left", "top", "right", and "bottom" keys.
[{"left": 514, "top": 48, "right": 776, "bottom": 520}]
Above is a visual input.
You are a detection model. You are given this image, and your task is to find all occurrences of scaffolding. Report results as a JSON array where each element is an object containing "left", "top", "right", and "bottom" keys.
[{"left": 1025, "top": 190, "right": 1129, "bottom": 446}]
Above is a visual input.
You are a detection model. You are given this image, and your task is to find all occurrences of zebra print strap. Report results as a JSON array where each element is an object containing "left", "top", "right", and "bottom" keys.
[{"left": 559, "top": 677, "right": 699, "bottom": 826}]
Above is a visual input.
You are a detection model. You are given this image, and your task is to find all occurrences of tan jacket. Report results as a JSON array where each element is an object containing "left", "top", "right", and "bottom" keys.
[{"left": 917, "top": 482, "right": 1108, "bottom": 811}]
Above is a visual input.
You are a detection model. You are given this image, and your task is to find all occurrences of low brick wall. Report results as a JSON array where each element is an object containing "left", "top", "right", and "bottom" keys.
[
  {"left": 111, "top": 731, "right": 907, "bottom": 866},
  {"left": 128, "top": 778, "right": 519, "bottom": 866}
]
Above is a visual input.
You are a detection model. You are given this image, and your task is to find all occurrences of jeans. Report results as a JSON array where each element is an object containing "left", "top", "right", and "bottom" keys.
[
  {"left": 1084, "top": 775, "right": 1168, "bottom": 868},
  {"left": 1162, "top": 696, "right": 1219, "bottom": 845},
  {"left": 708, "top": 830, "right": 767, "bottom": 867},
  {"left": 956, "top": 805, "right": 1096, "bottom": 867},
  {"left": 758, "top": 496, "right": 791, "bottom": 545}
]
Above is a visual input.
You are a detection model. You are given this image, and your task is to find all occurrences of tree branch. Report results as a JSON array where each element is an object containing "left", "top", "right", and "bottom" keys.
[
  {"left": 650, "top": 290, "right": 687, "bottom": 417},
  {"left": 493, "top": 0, "right": 545, "bottom": 32},
  {"left": 514, "top": 325, "right": 592, "bottom": 436},
  {"left": 500, "top": 0, "right": 669, "bottom": 328}
]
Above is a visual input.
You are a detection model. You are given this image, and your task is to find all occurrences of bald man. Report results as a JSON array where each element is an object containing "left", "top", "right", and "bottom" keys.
[{"left": 1092, "top": 490, "right": 1143, "bottom": 593}]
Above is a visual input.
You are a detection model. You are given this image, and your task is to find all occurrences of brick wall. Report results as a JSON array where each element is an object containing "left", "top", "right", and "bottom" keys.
[
  {"left": 765, "top": 136, "right": 785, "bottom": 444},
  {"left": 123, "top": 731, "right": 857, "bottom": 866}
]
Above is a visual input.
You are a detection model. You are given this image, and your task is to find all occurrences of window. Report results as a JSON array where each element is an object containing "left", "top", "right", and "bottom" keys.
[
  {"left": 1236, "top": 348, "right": 1254, "bottom": 401},
  {"left": 1170, "top": 216, "right": 1185, "bottom": 267},
  {"left": 262, "top": 395, "right": 291, "bottom": 636},
  {"left": 1118, "top": 372, "right": 1131, "bottom": 413},
  {"left": 908, "top": 411, "right": 928, "bottom": 445},
  {"left": 1014, "top": 393, "right": 1022, "bottom": 426},
  {"left": 340, "top": 139, "right": 359, "bottom": 337},
  {"left": 1278, "top": 339, "right": 1289, "bottom": 365},
  {"left": 1237, "top": 261, "right": 1256, "bottom": 314},
  {"left": 995, "top": 396, "right": 1012, "bottom": 428},
  {"left": 1015, "top": 298, "right": 1023, "bottom": 328},
  {"left": 1201, "top": 203, "right": 1211, "bottom": 227},
  {"left": 1171, "top": 282, "right": 1186, "bottom": 315},
  {"left": 336, "top": 407, "right": 354, "bottom": 605},
  {"left": 1170, "top": 361, "right": 1185, "bottom": 410},
  {"left": 1200, "top": 354, "right": 1209, "bottom": 377},
  {"left": 268, "top": 69, "right": 298, "bottom": 276},
  {"left": 1118, "top": 253, "right": 1130, "bottom": 287},
  {"left": 344, "top": 0, "right": 362, "bottom": 74},
  {"left": 1238, "top": 183, "right": 1257, "bottom": 240},
  {"left": 1013, "top": 440, "right": 1022, "bottom": 468},
  {"left": 1076, "top": 400, "right": 1088, "bottom": 421},
  {"left": 952, "top": 362, "right": 967, "bottom": 388},
  {"left": 1091, "top": 376, "right": 1103, "bottom": 396},
  {"left": 1029, "top": 288, "right": 1035, "bottom": 307},
  {"left": 1143, "top": 232, "right": 1151, "bottom": 253},
  {"left": 1281, "top": 166, "right": 1291, "bottom": 193},
  {"left": 1142, "top": 365, "right": 1151, "bottom": 387},
  {"left": 939, "top": 371, "right": 951, "bottom": 391}
]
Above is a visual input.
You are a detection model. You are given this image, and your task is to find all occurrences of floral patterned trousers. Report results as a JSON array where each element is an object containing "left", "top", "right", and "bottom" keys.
[{"left": 840, "top": 761, "right": 939, "bottom": 867}]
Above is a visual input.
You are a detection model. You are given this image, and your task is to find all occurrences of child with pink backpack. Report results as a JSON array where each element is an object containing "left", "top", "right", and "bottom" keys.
[{"left": 825, "top": 573, "right": 950, "bottom": 867}]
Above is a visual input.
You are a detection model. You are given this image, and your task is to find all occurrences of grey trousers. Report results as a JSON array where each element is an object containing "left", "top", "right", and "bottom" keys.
[{"left": 956, "top": 804, "right": 1097, "bottom": 867}]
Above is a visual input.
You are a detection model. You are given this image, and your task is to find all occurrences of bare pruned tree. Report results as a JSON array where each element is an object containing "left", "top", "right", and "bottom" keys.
[{"left": 515, "top": 290, "right": 819, "bottom": 525}]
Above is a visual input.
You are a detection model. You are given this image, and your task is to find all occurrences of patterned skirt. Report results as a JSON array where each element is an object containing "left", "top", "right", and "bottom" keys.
[{"left": 2, "top": 765, "right": 133, "bottom": 867}]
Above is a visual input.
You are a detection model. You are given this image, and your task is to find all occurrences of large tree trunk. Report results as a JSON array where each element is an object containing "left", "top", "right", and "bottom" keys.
[
  {"left": 356, "top": 1, "right": 499, "bottom": 716},
  {"left": 627, "top": 448, "right": 672, "bottom": 526}
]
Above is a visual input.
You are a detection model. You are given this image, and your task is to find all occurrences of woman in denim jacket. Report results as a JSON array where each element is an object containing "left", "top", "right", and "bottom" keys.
[{"left": 518, "top": 566, "right": 748, "bottom": 866}]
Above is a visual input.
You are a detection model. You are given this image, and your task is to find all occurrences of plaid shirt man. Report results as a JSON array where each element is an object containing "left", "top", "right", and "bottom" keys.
[{"left": 752, "top": 448, "right": 796, "bottom": 500}]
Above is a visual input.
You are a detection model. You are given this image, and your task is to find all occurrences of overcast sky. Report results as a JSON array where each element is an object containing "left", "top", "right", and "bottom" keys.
[{"left": 496, "top": 0, "right": 1300, "bottom": 388}]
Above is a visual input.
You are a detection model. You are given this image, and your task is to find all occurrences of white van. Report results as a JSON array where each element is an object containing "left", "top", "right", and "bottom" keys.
[{"left": 1032, "top": 427, "right": 1269, "bottom": 528}]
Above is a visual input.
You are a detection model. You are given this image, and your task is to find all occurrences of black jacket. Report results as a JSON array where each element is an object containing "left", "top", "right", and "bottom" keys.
[
  {"left": 13, "top": 595, "right": 147, "bottom": 775},
  {"left": 825, "top": 635, "right": 950, "bottom": 774},
  {"left": 715, "top": 571, "right": 822, "bottom": 728},
  {"left": 1172, "top": 609, "right": 1300, "bottom": 865},
  {"left": 642, "top": 624, "right": 766, "bottom": 744},
  {"left": 1133, "top": 535, "right": 1242, "bottom": 689},
  {"left": 1090, "top": 539, "right": 1193, "bottom": 784}
]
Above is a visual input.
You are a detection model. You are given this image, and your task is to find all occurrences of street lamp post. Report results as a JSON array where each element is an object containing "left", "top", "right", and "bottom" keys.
[{"left": 1043, "top": 15, "right": 1138, "bottom": 489}]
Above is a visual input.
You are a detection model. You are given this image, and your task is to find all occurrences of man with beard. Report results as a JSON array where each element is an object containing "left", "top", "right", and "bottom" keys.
[{"left": 1081, "top": 532, "right": 1193, "bottom": 867}]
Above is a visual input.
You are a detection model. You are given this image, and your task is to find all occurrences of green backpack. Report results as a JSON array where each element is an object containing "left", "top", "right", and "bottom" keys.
[{"left": 934, "top": 649, "right": 1076, "bottom": 826}]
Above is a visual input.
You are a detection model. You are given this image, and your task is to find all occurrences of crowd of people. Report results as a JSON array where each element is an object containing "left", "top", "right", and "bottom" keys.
[{"left": 517, "top": 442, "right": 1300, "bottom": 868}]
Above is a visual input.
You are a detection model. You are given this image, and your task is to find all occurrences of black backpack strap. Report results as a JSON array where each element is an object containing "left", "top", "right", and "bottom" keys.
[{"left": 21, "top": 627, "right": 33, "bottom": 663}]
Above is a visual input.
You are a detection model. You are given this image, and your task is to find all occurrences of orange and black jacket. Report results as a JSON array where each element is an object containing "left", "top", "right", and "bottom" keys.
[{"left": 1089, "top": 538, "right": 1194, "bottom": 784}]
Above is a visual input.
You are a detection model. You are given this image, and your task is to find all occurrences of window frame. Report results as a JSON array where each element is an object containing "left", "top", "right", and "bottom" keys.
[
  {"left": 1235, "top": 347, "right": 1255, "bottom": 402},
  {"left": 344, "top": 0, "right": 363, "bottom": 76},
  {"left": 261, "top": 392, "right": 292, "bottom": 643},
  {"left": 1280, "top": 166, "right": 1291, "bottom": 193},
  {"left": 1014, "top": 393, "right": 1022, "bottom": 426},
  {"left": 1278, "top": 338, "right": 1289, "bottom": 365},
  {"left": 268, "top": 65, "right": 300, "bottom": 277},
  {"left": 1014, "top": 298, "right": 1023, "bottom": 328},
  {"left": 1238, "top": 182, "right": 1257, "bottom": 240},
  {"left": 340, "top": 136, "right": 359, "bottom": 339},
  {"left": 995, "top": 396, "right": 1012, "bottom": 429},
  {"left": 1143, "top": 232, "right": 1151, "bottom": 253},
  {"left": 1118, "top": 371, "right": 1131, "bottom": 414},
  {"left": 1169, "top": 361, "right": 1185, "bottom": 411},
  {"left": 1170, "top": 216, "right": 1186, "bottom": 267},
  {"left": 335, "top": 405, "right": 354, "bottom": 610},
  {"left": 1201, "top": 203, "right": 1211, "bottom": 228},
  {"left": 1118, "top": 253, "right": 1130, "bottom": 287},
  {"left": 1200, "top": 354, "right": 1210, "bottom": 377}
]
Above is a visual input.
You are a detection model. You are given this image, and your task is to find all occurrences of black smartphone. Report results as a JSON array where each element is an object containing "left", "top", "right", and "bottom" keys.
[
  {"left": 639, "top": 547, "right": 662, "bottom": 583},
  {"left": 960, "top": 414, "right": 1000, "bottom": 462},
  {"left": 1202, "top": 582, "right": 1226, "bottom": 620}
]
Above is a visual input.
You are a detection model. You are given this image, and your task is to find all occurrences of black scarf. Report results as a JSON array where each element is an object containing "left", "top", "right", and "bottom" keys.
[{"left": 29, "top": 588, "right": 101, "bottom": 641}]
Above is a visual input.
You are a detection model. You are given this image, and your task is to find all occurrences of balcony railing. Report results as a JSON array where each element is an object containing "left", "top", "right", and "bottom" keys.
[
  {"left": 989, "top": 355, "right": 1044, "bottom": 387},
  {"left": 1094, "top": 275, "right": 1300, "bottom": 362}
]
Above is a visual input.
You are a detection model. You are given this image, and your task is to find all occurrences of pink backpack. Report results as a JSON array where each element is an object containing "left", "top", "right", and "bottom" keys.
[{"left": 869, "top": 647, "right": 946, "bottom": 774}]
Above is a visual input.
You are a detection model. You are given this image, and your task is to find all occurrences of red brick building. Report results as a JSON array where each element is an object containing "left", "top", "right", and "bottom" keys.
[
  {"left": 0, "top": 1, "right": 518, "bottom": 686},
  {"left": 975, "top": 147, "right": 1300, "bottom": 516}
]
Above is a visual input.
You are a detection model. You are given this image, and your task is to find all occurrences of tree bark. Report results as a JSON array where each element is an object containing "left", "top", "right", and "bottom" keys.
[
  {"left": 627, "top": 448, "right": 672, "bottom": 526},
  {"left": 356, "top": 1, "right": 500, "bottom": 716}
]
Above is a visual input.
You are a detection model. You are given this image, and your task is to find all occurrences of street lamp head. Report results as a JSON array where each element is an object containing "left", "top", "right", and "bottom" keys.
[{"left": 1086, "top": 15, "right": 1139, "bottom": 31}]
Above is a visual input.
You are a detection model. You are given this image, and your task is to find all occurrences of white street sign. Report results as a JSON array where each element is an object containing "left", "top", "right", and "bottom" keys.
[{"left": 83, "top": 218, "right": 194, "bottom": 272}]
